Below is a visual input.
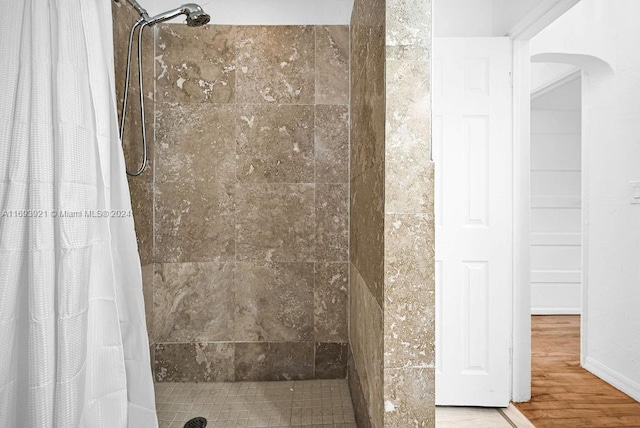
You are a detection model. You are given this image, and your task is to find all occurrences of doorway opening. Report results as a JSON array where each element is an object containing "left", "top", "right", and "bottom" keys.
[
  {"left": 432, "top": 0, "right": 583, "bottom": 413},
  {"left": 527, "top": 68, "right": 584, "bottom": 414},
  {"left": 529, "top": 69, "right": 582, "bottom": 317},
  {"left": 434, "top": 0, "right": 640, "bottom": 423}
]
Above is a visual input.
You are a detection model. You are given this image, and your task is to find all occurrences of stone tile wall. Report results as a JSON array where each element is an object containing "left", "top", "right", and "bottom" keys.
[
  {"left": 112, "top": 0, "right": 155, "bottom": 349},
  {"left": 348, "top": 0, "right": 386, "bottom": 425},
  {"left": 349, "top": 0, "right": 435, "bottom": 426},
  {"left": 153, "top": 24, "right": 350, "bottom": 381},
  {"left": 384, "top": 0, "right": 435, "bottom": 425},
  {"left": 114, "top": 2, "right": 435, "bottom": 422},
  {"left": 113, "top": 12, "right": 351, "bottom": 382}
]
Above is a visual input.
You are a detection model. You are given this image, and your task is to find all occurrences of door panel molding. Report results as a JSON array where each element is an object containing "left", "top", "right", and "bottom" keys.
[{"left": 435, "top": 37, "right": 513, "bottom": 407}]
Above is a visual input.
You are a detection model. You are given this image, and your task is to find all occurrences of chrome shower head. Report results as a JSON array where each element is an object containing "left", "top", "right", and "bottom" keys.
[
  {"left": 184, "top": 4, "right": 210, "bottom": 27},
  {"left": 146, "top": 3, "right": 210, "bottom": 27}
]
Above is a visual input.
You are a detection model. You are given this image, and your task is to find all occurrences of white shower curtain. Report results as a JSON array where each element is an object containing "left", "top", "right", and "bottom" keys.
[{"left": 0, "top": 1, "right": 157, "bottom": 427}]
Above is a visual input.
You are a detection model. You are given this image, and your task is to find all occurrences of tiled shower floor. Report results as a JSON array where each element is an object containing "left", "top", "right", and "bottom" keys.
[{"left": 155, "top": 380, "right": 357, "bottom": 428}]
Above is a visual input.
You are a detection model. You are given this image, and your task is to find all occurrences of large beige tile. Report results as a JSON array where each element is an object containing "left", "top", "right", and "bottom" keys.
[
  {"left": 233, "top": 261, "right": 314, "bottom": 342},
  {"left": 234, "top": 342, "right": 314, "bottom": 381},
  {"left": 156, "top": 24, "right": 236, "bottom": 103},
  {"left": 385, "top": 59, "right": 433, "bottom": 214},
  {"left": 127, "top": 178, "right": 153, "bottom": 265},
  {"left": 236, "top": 183, "right": 315, "bottom": 262},
  {"left": 386, "top": 0, "right": 432, "bottom": 61},
  {"left": 384, "top": 367, "right": 435, "bottom": 427},
  {"left": 236, "top": 104, "right": 314, "bottom": 183},
  {"left": 384, "top": 213, "right": 435, "bottom": 369},
  {"left": 235, "top": 26, "right": 315, "bottom": 104},
  {"left": 315, "top": 105, "right": 349, "bottom": 184},
  {"left": 154, "top": 181, "right": 235, "bottom": 263},
  {"left": 350, "top": 27, "right": 385, "bottom": 180},
  {"left": 350, "top": 20, "right": 386, "bottom": 311},
  {"left": 350, "top": 163, "right": 385, "bottom": 306},
  {"left": 348, "top": 353, "right": 373, "bottom": 428},
  {"left": 316, "top": 184, "right": 349, "bottom": 262},
  {"left": 315, "top": 26, "right": 350, "bottom": 105},
  {"left": 349, "top": 263, "right": 384, "bottom": 428},
  {"left": 153, "top": 262, "right": 235, "bottom": 342},
  {"left": 351, "top": 0, "right": 385, "bottom": 29},
  {"left": 154, "top": 342, "right": 235, "bottom": 382},
  {"left": 155, "top": 103, "right": 236, "bottom": 184},
  {"left": 314, "top": 262, "right": 348, "bottom": 342}
]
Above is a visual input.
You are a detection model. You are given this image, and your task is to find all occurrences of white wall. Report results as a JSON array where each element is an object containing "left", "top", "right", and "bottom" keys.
[
  {"left": 434, "top": 0, "right": 539, "bottom": 37},
  {"left": 146, "top": 0, "right": 354, "bottom": 25},
  {"left": 531, "top": 0, "right": 640, "bottom": 401},
  {"left": 492, "top": 0, "right": 539, "bottom": 35},
  {"left": 434, "top": 0, "right": 493, "bottom": 37},
  {"left": 531, "top": 62, "right": 580, "bottom": 94},
  {"left": 530, "top": 78, "right": 582, "bottom": 314}
]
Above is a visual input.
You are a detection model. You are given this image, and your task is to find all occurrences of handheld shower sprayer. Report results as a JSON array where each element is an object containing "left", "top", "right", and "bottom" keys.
[
  {"left": 147, "top": 4, "right": 211, "bottom": 27},
  {"left": 115, "top": 0, "right": 210, "bottom": 27},
  {"left": 114, "top": 0, "right": 210, "bottom": 176}
]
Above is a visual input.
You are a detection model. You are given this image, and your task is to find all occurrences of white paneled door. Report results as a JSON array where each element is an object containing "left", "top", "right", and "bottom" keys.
[{"left": 433, "top": 38, "right": 513, "bottom": 407}]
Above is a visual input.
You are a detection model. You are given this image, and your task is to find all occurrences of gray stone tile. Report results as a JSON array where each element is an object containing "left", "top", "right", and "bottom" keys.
[
  {"left": 315, "top": 342, "right": 348, "bottom": 379},
  {"left": 384, "top": 367, "right": 435, "bottom": 426},
  {"left": 153, "top": 262, "right": 235, "bottom": 342},
  {"left": 236, "top": 104, "right": 314, "bottom": 183},
  {"left": 155, "top": 103, "right": 236, "bottom": 184},
  {"left": 156, "top": 24, "right": 236, "bottom": 103},
  {"left": 154, "top": 181, "right": 235, "bottom": 263},
  {"left": 154, "top": 342, "right": 235, "bottom": 382},
  {"left": 386, "top": 0, "right": 432, "bottom": 61},
  {"left": 235, "top": 26, "right": 315, "bottom": 104},
  {"left": 235, "top": 342, "right": 314, "bottom": 381},
  {"left": 316, "top": 184, "right": 349, "bottom": 262},
  {"left": 236, "top": 183, "right": 315, "bottom": 263},
  {"left": 349, "top": 263, "right": 384, "bottom": 428},
  {"left": 234, "top": 262, "right": 314, "bottom": 342},
  {"left": 127, "top": 178, "right": 153, "bottom": 265},
  {"left": 385, "top": 59, "right": 432, "bottom": 214},
  {"left": 348, "top": 351, "right": 373, "bottom": 428},
  {"left": 314, "top": 263, "right": 348, "bottom": 343},
  {"left": 315, "top": 26, "right": 350, "bottom": 105},
  {"left": 384, "top": 213, "right": 435, "bottom": 369},
  {"left": 315, "top": 105, "right": 349, "bottom": 184},
  {"left": 350, "top": 164, "right": 385, "bottom": 306}
]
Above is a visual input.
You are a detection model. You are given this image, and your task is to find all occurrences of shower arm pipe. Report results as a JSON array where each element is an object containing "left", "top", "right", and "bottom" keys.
[{"left": 113, "top": 0, "right": 151, "bottom": 22}]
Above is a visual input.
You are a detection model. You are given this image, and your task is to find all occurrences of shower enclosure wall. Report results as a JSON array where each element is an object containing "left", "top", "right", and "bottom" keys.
[
  {"left": 113, "top": 2, "right": 350, "bottom": 382},
  {"left": 113, "top": 0, "right": 434, "bottom": 425}
]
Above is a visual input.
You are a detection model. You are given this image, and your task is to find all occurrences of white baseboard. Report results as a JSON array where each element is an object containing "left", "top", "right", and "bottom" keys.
[
  {"left": 584, "top": 356, "right": 640, "bottom": 403},
  {"left": 531, "top": 308, "right": 581, "bottom": 315}
]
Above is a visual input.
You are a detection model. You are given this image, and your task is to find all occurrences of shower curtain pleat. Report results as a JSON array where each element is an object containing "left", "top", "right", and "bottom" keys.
[{"left": 0, "top": 1, "right": 158, "bottom": 427}]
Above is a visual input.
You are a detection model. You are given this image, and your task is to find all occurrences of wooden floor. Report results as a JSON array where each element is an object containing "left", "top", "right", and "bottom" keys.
[{"left": 515, "top": 316, "right": 640, "bottom": 427}]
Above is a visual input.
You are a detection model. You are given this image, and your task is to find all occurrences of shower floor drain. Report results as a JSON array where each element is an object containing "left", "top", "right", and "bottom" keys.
[{"left": 183, "top": 417, "right": 207, "bottom": 428}]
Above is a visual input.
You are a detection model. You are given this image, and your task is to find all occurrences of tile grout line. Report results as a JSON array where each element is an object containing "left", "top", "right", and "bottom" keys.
[
  {"left": 346, "top": 21, "right": 352, "bottom": 378},
  {"left": 150, "top": 22, "right": 158, "bottom": 380},
  {"left": 232, "top": 38, "right": 239, "bottom": 384},
  {"left": 312, "top": 24, "right": 318, "bottom": 382}
]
